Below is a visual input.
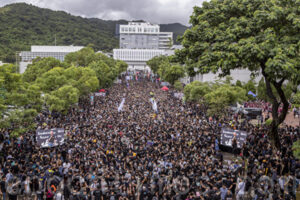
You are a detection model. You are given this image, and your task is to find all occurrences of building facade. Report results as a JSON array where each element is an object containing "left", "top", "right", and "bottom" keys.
[
  {"left": 113, "top": 49, "right": 174, "bottom": 72},
  {"left": 19, "top": 46, "right": 84, "bottom": 73},
  {"left": 114, "top": 22, "right": 174, "bottom": 72}
]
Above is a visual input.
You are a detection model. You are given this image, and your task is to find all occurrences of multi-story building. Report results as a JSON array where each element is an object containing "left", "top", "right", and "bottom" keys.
[
  {"left": 119, "top": 22, "right": 173, "bottom": 50},
  {"left": 114, "top": 22, "right": 174, "bottom": 72},
  {"left": 113, "top": 49, "right": 174, "bottom": 71},
  {"left": 19, "top": 45, "right": 84, "bottom": 73}
]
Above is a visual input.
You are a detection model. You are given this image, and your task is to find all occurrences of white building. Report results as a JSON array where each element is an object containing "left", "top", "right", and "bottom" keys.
[
  {"left": 119, "top": 22, "right": 173, "bottom": 50},
  {"left": 19, "top": 45, "right": 84, "bottom": 73},
  {"left": 114, "top": 22, "right": 174, "bottom": 72},
  {"left": 113, "top": 49, "right": 174, "bottom": 72}
]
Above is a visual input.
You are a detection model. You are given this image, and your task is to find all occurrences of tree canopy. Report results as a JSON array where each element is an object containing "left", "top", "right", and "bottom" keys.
[
  {"left": 1, "top": 47, "right": 127, "bottom": 137},
  {"left": 0, "top": 64, "right": 42, "bottom": 136},
  {"left": 184, "top": 81, "right": 246, "bottom": 116},
  {"left": 177, "top": 0, "right": 300, "bottom": 149}
]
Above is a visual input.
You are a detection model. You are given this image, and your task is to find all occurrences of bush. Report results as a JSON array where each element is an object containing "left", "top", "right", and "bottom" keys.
[
  {"left": 292, "top": 140, "right": 300, "bottom": 159},
  {"left": 265, "top": 119, "right": 272, "bottom": 126},
  {"left": 174, "top": 80, "right": 183, "bottom": 91}
]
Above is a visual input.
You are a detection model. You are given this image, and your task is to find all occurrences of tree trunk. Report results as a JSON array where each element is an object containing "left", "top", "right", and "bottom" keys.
[
  {"left": 264, "top": 77, "right": 281, "bottom": 150},
  {"left": 262, "top": 66, "right": 289, "bottom": 150}
]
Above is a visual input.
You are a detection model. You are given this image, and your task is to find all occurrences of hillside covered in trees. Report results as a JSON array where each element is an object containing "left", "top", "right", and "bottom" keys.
[{"left": 0, "top": 3, "right": 187, "bottom": 63}]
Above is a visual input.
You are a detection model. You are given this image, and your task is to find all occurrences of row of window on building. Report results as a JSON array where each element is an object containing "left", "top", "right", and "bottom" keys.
[
  {"left": 113, "top": 50, "right": 168, "bottom": 61},
  {"left": 120, "top": 27, "right": 159, "bottom": 33}
]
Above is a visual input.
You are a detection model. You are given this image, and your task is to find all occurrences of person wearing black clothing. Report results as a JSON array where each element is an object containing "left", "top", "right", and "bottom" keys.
[
  {"left": 232, "top": 136, "right": 238, "bottom": 156},
  {"left": 0, "top": 176, "right": 6, "bottom": 200},
  {"left": 93, "top": 185, "right": 103, "bottom": 200}
]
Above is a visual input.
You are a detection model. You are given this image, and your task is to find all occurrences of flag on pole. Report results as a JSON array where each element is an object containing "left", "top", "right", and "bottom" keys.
[
  {"left": 118, "top": 98, "right": 125, "bottom": 112},
  {"left": 248, "top": 91, "right": 257, "bottom": 97}
]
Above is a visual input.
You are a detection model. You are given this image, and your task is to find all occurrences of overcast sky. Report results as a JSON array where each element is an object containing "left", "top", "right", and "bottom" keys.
[{"left": 0, "top": 0, "right": 205, "bottom": 25}]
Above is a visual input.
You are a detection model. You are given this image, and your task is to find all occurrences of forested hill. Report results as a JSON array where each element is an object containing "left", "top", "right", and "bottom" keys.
[{"left": 0, "top": 3, "right": 188, "bottom": 63}]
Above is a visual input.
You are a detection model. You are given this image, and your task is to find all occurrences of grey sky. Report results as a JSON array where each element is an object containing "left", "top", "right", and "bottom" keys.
[{"left": 0, "top": 0, "right": 205, "bottom": 25}]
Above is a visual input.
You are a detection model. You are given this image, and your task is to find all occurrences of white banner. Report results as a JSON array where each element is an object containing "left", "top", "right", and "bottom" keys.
[
  {"left": 118, "top": 98, "right": 126, "bottom": 112},
  {"left": 95, "top": 92, "right": 106, "bottom": 97},
  {"left": 174, "top": 92, "right": 184, "bottom": 99},
  {"left": 149, "top": 98, "right": 158, "bottom": 112}
]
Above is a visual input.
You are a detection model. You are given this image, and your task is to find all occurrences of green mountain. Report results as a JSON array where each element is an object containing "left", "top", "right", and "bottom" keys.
[
  {"left": 0, "top": 3, "right": 187, "bottom": 63},
  {"left": 160, "top": 23, "right": 189, "bottom": 44}
]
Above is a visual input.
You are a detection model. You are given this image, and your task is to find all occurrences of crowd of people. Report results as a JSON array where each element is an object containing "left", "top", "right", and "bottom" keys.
[{"left": 0, "top": 75, "right": 299, "bottom": 200}]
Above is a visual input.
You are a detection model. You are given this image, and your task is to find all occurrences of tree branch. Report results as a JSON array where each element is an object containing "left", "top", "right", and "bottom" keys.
[{"left": 272, "top": 80, "right": 289, "bottom": 124}]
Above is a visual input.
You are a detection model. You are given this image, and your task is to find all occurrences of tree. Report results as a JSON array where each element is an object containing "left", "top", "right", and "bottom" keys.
[
  {"left": 236, "top": 80, "right": 243, "bottom": 88},
  {"left": 115, "top": 60, "right": 128, "bottom": 75},
  {"left": 0, "top": 64, "right": 42, "bottom": 136},
  {"left": 244, "top": 79, "right": 256, "bottom": 101},
  {"left": 88, "top": 60, "right": 117, "bottom": 88},
  {"left": 23, "top": 57, "right": 67, "bottom": 83},
  {"left": 292, "top": 140, "right": 300, "bottom": 159},
  {"left": 64, "top": 66, "right": 99, "bottom": 96},
  {"left": 45, "top": 85, "right": 79, "bottom": 113},
  {"left": 146, "top": 55, "right": 169, "bottom": 74},
  {"left": 184, "top": 81, "right": 204, "bottom": 101},
  {"left": 64, "top": 47, "right": 98, "bottom": 67},
  {"left": 31, "top": 64, "right": 98, "bottom": 113},
  {"left": 204, "top": 84, "right": 246, "bottom": 117},
  {"left": 163, "top": 65, "right": 185, "bottom": 85},
  {"left": 174, "top": 80, "right": 183, "bottom": 91},
  {"left": 257, "top": 78, "right": 268, "bottom": 101},
  {"left": 157, "top": 60, "right": 172, "bottom": 80},
  {"left": 35, "top": 67, "right": 67, "bottom": 93},
  {"left": 177, "top": 0, "right": 300, "bottom": 149},
  {"left": 292, "top": 92, "right": 300, "bottom": 105},
  {"left": 257, "top": 78, "right": 296, "bottom": 102}
]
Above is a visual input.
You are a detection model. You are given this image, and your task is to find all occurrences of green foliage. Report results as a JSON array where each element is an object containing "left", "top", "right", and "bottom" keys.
[
  {"left": 45, "top": 85, "right": 79, "bottom": 113},
  {"left": 157, "top": 61, "right": 171, "bottom": 79},
  {"left": 205, "top": 84, "right": 247, "bottom": 116},
  {"left": 265, "top": 119, "right": 273, "bottom": 126},
  {"left": 148, "top": 55, "right": 185, "bottom": 85},
  {"left": 33, "top": 65, "right": 98, "bottom": 112},
  {"left": 292, "top": 140, "right": 300, "bottom": 159},
  {"left": 64, "top": 47, "right": 98, "bottom": 67},
  {"left": 65, "top": 47, "right": 127, "bottom": 88},
  {"left": 64, "top": 66, "right": 99, "bottom": 96},
  {"left": 177, "top": 0, "right": 300, "bottom": 148},
  {"left": 0, "top": 3, "right": 118, "bottom": 63},
  {"left": 147, "top": 55, "right": 169, "bottom": 74},
  {"left": 244, "top": 79, "right": 256, "bottom": 101},
  {"left": 0, "top": 3, "right": 187, "bottom": 63},
  {"left": 190, "top": 83, "right": 212, "bottom": 102},
  {"left": 184, "top": 81, "right": 204, "bottom": 101},
  {"left": 257, "top": 78, "right": 296, "bottom": 102},
  {"left": 160, "top": 23, "right": 188, "bottom": 44},
  {"left": 292, "top": 92, "right": 300, "bottom": 104},
  {"left": 235, "top": 80, "right": 242, "bottom": 88},
  {"left": 174, "top": 80, "right": 183, "bottom": 91},
  {"left": 163, "top": 65, "right": 185, "bottom": 85},
  {"left": 257, "top": 78, "right": 268, "bottom": 101},
  {"left": 224, "top": 76, "right": 233, "bottom": 85},
  {"left": 184, "top": 81, "right": 246, "bottom": 116},
  {"left": 20, "top": 48, "right": 126, "bottom": 113},
  {"left": 0, "top": 64, "right": 41, "bottom": 137},
  {"left": 89, "top": 60, "right": 116, "bottom": 88},
  {"left": 23, "top": 57, "right": 67, "bottom": 83}
]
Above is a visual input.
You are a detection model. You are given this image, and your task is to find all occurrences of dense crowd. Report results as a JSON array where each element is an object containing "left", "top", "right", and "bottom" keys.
[{"left": 0, "top": 76, "right": 299, "bottom": 200}]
